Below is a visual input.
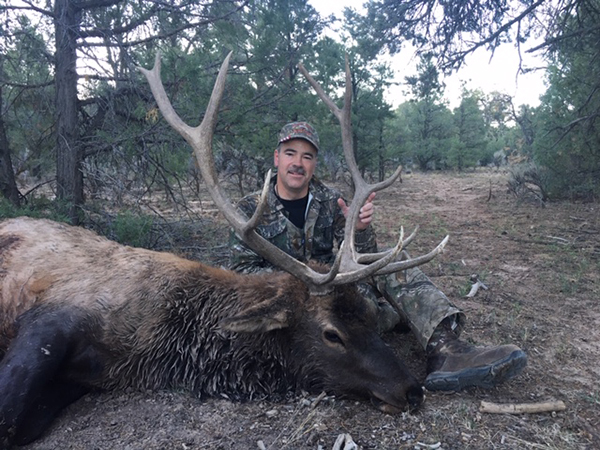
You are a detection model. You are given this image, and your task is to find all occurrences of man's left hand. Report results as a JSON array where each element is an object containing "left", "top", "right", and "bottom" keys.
[{"left": 338, "top": 192, "right": 376, "bottom": 231}]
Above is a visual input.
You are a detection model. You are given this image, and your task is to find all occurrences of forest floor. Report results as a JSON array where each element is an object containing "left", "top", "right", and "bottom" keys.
[{"left": 22, "top": 169, "right": 600, "bottom": 450}]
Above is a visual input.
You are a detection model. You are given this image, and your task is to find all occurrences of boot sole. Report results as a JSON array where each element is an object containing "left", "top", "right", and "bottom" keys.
[{"left": 424, "top": 349, "right": 528, "bottom": 392}]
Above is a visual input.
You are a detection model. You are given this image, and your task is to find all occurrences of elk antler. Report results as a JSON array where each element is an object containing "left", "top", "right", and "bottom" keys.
[
  {"left": 297, "top": 56, "right": 449, "bottom": 278},
  {"left": 139, "top": 52, "right": 448, "bottom": 292}
]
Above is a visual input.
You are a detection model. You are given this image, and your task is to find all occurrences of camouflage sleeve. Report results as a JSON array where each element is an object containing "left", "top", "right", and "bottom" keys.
[
  {"left": 355, "top": 227, "right": 378, "bottom": 253},
  {"left": 228, "top": 229, "right": 274, "bottom": 273},
  {"left": 332, "top": 196, "right": 378, "bottom": 254},
  {"left": 227, "top": 195, "right": 274, "bottom": 274}
]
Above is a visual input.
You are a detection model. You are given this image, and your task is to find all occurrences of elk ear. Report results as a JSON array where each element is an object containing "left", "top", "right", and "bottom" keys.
[{"left": 220, "top": 297, "right": 291, "bottom": 333}]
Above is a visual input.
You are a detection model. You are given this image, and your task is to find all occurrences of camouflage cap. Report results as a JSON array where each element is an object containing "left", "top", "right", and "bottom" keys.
[{"left": 278, "top": 121, "right": 320, "bottom": 152}]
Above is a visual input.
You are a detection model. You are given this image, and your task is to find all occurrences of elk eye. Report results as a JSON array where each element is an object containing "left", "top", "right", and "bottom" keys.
[{"left": 323, "top": 330, "right": 345, "bottom": 347}]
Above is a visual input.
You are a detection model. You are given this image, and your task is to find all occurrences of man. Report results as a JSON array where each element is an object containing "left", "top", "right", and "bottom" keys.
[{"left": 229, "top": 121, "right": 527, "bottom": 392}]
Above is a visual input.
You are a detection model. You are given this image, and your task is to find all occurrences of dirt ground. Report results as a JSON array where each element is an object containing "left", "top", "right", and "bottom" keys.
[{"left": 20, "top": 170, "right": 600, "bottom": 450}]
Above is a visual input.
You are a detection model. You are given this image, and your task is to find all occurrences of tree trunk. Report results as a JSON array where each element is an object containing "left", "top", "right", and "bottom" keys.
[
  {"left": 377, "top": 119, "right": 385, "bottom": 182},
  {"left": 0, "top": 86, "right": 22, "bottom": 207},
  {"left": 54, "top": 0, "right": 83, "bottom": 224}
]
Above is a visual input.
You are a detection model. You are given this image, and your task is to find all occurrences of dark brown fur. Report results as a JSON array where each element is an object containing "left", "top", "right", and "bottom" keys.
[{"left": 0, "top": 217, "right": 423, "bottom": 447}]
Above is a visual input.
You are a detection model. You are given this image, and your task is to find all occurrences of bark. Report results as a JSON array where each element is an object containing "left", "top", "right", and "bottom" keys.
[
  {"left": 54, "top": 0, "right": 84, "bottom": 224},
  {"left": 0, "top": 85, "right": 22, "bottom": 207},
  {"left": 377, "top": 119, "right": 385, "bottom": 182}
]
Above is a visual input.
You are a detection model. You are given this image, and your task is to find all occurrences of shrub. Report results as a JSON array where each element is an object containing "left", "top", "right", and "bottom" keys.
[
  {"left": 110, "top": 211, "right": 155, "bottom": 248},
  {"left": 507, "top": 162, "right": 549, "bottom": 205}
]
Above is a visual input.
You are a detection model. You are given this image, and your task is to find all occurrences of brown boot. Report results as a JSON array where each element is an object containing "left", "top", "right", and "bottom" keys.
[{"left": 425, "top": 339, "right": 527, "bottom": 391}]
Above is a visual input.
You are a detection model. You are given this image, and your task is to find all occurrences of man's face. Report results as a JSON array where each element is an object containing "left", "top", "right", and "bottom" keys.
[{"left": 274, "top": 138, "right": 318, "bottom": 200}]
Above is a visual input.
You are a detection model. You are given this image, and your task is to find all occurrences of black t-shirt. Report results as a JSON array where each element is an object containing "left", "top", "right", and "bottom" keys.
[{"left": 277, "top": 194, "right": 309, "bottom": 229}]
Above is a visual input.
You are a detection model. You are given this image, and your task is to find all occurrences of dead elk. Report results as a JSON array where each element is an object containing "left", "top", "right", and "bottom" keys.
[
  {"left": 0, "top": 53, "right": 448, "bottom": 447},
  {"left": 0, "top": 217, "right": 423, "bottom": 446}
]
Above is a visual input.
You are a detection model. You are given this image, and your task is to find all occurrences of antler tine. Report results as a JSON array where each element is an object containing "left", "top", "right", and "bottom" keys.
[
  {"left": 355, "top": 226, "right": 416, "bottom": 264},
  {"left": 375, "top": 235, "right": 450, "bottom": 276},
  {"left": 139, "top": 52, "right": 336, "bottom": 288},
  {"left": 335, "top": 233, "right": 449, "bottom": 285}
]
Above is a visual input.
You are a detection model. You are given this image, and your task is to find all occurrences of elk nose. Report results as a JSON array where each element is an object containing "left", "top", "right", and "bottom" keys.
[{"left": 406, "top": 385, "right": 425, "bottom": 408}]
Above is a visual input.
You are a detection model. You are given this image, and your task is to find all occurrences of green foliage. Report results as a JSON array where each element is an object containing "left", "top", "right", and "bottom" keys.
[
  {"left": 383, "top": 104, "right": 410, "bottom": 167},
  {"left": 110, "top": 211, "right": 155, "bottom": 248},
  {"left": 384, "top": 77, "right": 542, "bottom": 175},
  {"left": 533, "top": 77, "right": 600, "bottom": 199},
  {"left": 16, "top": 0, "right": 600, "bottom": 217},
  {"left": 0, "top": 196, "right": 70, "bottom": 223},
  {"left": 7, "top": 0, "right": 600, "bottom": 229},
  {"left": 406, "top": 56, "right": 444, "bottom": 103},
  {"left": 507, "top": 162, "right": 549, "bottom": 204},
  {"left": 390, "top": 100, "right": 456, "bottom": 171},
  {"left": 529, "top": 3, "right": 600, "bottom": 200},
  {"left": 2, "top": 15, "right": 55, "bottom": 180},
  {"left": 393, "top": 57, "right": 456, "bottom": 170},
  {"left": 449, "top": 90, "right": 488, "bottom": 170}
]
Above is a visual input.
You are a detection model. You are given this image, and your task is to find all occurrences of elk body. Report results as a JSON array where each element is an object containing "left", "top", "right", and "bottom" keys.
[
  {"left": 0, "top": 217, "right": 423, "bottom": 446},
  {"left": 0, "top": 53, "right": 448, "bottom": 446}
]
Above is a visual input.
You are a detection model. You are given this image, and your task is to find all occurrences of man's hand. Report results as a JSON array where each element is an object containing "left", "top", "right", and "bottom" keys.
[{"left": 337, "top": 192, "right": 376, "bottom": 231}]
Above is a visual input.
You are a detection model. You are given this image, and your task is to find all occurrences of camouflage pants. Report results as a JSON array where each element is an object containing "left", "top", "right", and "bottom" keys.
[{"left": 362, "top": 267, "right": 465, "bottom": 349}]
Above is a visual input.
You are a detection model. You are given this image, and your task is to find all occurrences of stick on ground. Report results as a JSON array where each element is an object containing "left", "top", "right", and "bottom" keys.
[{"left": 480, "top": 400, "right": 566, "bottom": 414}]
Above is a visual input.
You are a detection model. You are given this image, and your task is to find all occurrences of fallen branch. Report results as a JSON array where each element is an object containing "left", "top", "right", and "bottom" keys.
[
  {"left": 480, "top": 400, "right": 566, "bottom": 414},
  {"left": 332, "top": 433, "right": 357, "bottom": 450},
  {"left": 545, "top": 235, "right": 570, "bottom": 245},
  {"left": 465, "top": 274, "right": 488, "bottom": 298},
  {"left": 508, "top": 236, "right": 571, "bottom": 247},
  {"left": 310, "top": 391, "right": 327, "bottom": 410},
  {"left": 465, "top": 280, "right": 488, "bottom": 298},
  {"left": 415, "top": 442, "right": 441, "bottom": 449}
]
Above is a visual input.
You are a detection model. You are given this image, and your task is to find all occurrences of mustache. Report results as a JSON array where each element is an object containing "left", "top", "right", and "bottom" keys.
[{"left": 288, "top": 165, "right": 306, "bottom": 175}]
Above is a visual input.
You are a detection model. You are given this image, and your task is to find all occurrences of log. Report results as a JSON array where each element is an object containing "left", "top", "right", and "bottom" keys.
[{"left": 480, "top": 400, "right": 566, "bottom": 414}]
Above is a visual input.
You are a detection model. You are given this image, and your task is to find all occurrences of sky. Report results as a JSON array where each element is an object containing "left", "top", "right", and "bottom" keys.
[{"left": 309, "top": 0, "right": 547, "bottom": 109}]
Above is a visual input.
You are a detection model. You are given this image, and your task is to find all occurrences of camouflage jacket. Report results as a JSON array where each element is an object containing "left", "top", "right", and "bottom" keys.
[{"left": 229, "top": 175, "right": 378, "bottom": 273}]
